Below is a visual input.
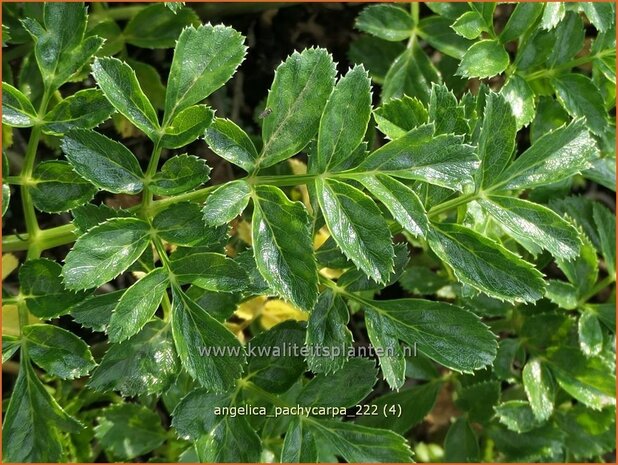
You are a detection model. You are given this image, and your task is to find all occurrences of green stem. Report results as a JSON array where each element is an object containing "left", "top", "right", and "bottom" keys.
[
  {"left": 579, "top": 275, "right": 615, "bottom": 305},
  {"left": 522, "top": 49, "right": 615, "bottom": 81},
  {"left": 427, "top": 193, "right": 477, "bottom": 218},
  {"left": 89, "top": 5, "right": 143, "bottom": 22}
]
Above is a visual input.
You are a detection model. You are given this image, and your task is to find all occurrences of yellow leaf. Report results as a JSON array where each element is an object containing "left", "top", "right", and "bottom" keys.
[
  {"left": 261, "top": 299, "right": 308, "bottom": 330},
  {"left": 2, "top": 304, "right": 39, "bottom": 337},
  {"left": 235, "top": 295, "right": 267, "bottom": 321},
  {"left": 288, "top": 159, "right": 312, "bottom": 213},
  {"left": 2, "top": 253, "right": 19, "bottom": 280},
  {"left": 237, "top": 220, "right": 252, "bottom": 245}
]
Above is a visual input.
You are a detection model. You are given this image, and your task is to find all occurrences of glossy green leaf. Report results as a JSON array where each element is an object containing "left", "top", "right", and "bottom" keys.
[
  {"left": 578, "top": 312, "right": 604, "bottom": 357},
  {"left": 61, "top": 129, "right": 144, "bottom": 194},
  {"left": 2, "top": 82, "right": 37, "bottom": 127},
  {"left": 20, "top": 258, "right": 89, "bottom": 319},
  {"left": 555, "top": 405, "right": 616, "bottom": 460},
  {"left": 203, "top": 118, "right": 258, "bottom": 172},
  {"left": 444, "top": 418, "right": 479, "bottom": 462},
  {"left": 70, "top": 290, "right": 122, "bottom": 332},
  {"left": 541, "top": 2, "right": 565, "bottom": 29},
  {"left": 316, "top": 65, "right": 371, "bottom": 173},
  {"left": 499, "top": 3, "right": 544, "bottom": 43},
  {"left": 123, "top": 3, "right": 198, "bottom": 49},
  {"left": 451, "top": 11, "right": 487, "bottom": 40},
  {"left": 252, "top": 185, "right": 318, "bottom": 310},
  {"left": 108, "top": 268, "right": 169, "bottom": 343},
  {"left": 418, "top": 16, "right": 473, "bottom": 59},
  {"left": 382, "top": 44, "right": 440, "bottom": 104},
  {"left": 358, "top": 173, "right": 428, "bottom": 237},
  {"left": 355, "top": 4, "right": 414, "bottom": 42},
  {"left": 585, "top": 157, "right": 616, "bottom": 192},
  {"left": 580, "top": 2, "right": 615, "bottom": 32},
  {"left": 202, "top": 179, "right": 251, "bottom": 226},
  {"left": 365, "top": 308, "right": 407, "bottom": 389},
  {"left": 428, "top": 83, "right": 468, "bottom": 135},
  {"left": 92, "top": 57, "right": 160, "bottom": 140},
  {"left": 246, "top": 320, "right": 306, "bottom": 393},
  {"left": 455, "top": 380, "right": 501, "bottom": 423},
  {"left": 171, "top": 287, "right": 246, "bottom": 391},
  {"left": 457, "top": 39, "right": 509, "bottom": 78},
  {"left": 23, "top": 324, "right": 95, "bottom": 379},
  {"left": 316, "top": 178, "right": 394, "bottom": 283},
  {"left": 308, "top": 419, "right": 413, "bottom": 462},
  {"left": 281, "top": 418, "right": 319, "bottom": 462},
  {"left": 305, "top": 289, "right": 353, "bottom": 374},
  {"left": 363, "top": 298, "right": 497, "bottom": 373},
  {"left": 128, "top": 59, "right": 166, "bottom": 109},
  {"left": 547, "top": 12, "right": 585, "bottom": 67},
  {"left": 492, "top": 119, "right": 599, "bottom": 190},
  {"left": 592, "top": 203, "right": 616, "bottom": 278},
  {"left": 495, "top": 401, "right": 543, "bottom": 433},
  {"left": 299, "top": 358, "right": 377, "bottom": 408},
  {"left": 95, "top": 403, "right": 166, "bottom": 460},
  {"left": 478, "top": 195, "right": 581, "bottom": 260},
  {"left": 2, "top": 152, "right": 10, "bottom": 217},
  {"left": 161, "top": 104, "right": 214, "bottom": 149},
  {"left": 259, "top": 48, "right": 336, "bottom": 168},
  {"left": 355, "top": 124, "right": 478, "bottom": 191},
  {"left": 477, "top": 92, "right": 516, "bottom": 187},
  {"left": 554, "top": 74, "right": 608, "bottom": 137},
  {"left": 556, "top": 230, "right": 598, "bottom": 297},
  {"left": 426, "top": 2, "right": 470, "bottom": 19},
  {"left": 62, "top": 218, "right": 151, "bottom": 290},
  {"left": 165, "top": 24, "right": 246, "bottom": 119},
  {"left": 2, "top": 335, "right": 20, "bottom": 363},
  {"left": 30, "top": 160, "right": 97, "bottom": 213},
  {"left": 153, "top": 202, "right": 223, "bottom": 246},
  {"left": 373, "top": 95, "right": 428, "bottom": 140},
  {"left": 348, "top": 35, "right": 405, "bottom": 84},
  {"left": 545, "top": 279, "right": 578, "bottom": 310},
  {"left": 428, "top": 223, "right": 545, "bottom": 303},
  {"left": 2, "top": 361, "right": 82, "bottom": 462},
  {"left": 43, "top": 88, "right": 114, "bottom": 135},
  {"left": 88, "top": 320, "right": 178, "bottom": 396},
  {"left": 522, "top": 359, "right": 555, "bottom": 421},
  {"left": 501, "top": 75, "right": 535, "bottom": 128},
  {"left": 150, "top": 154, "right": 210, "bottom": 196},
  {"left": 170, "top": 252, "right": 247, "bottom": 292}
]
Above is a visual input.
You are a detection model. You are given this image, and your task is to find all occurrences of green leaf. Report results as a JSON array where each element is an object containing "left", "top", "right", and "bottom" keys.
[
  {"left": 541, "top": 2, "right": 565, "bottom": 29},
  {"left": 165, "top": 24, "right": 246, "bottom": 119},
  {"left": 23, "top": 324, "right": 95, "bottom": 379},
  {"left": 478, "top": 195, "right": 581, "bottom": 260},
  {"left": 457, "top": 39, "right": 509, "bottom": 78},
  {"left": 499, "top": 3, "right": 544, "bottom": 43},
  {"left": 455, "top": 380, "right": 501, "bottom": 423},
  {"left": 252, "top": 185, "right": 318, "bottom": 310},
  {"left": 170, "top": 252, "right": 247, "bottom": 292},
  {"left": 2, "top": 361, "right": 82, "bottom": 462},
  {"left": 70, "top": 290, "right": 121, "bottom": 332},
  {"left": 20, "top": 258, "right": 89, "bottom": 319},
  {"left": 2, "top": 82, "right": 37, "bottom": 127},
  {"left": 556, "top": 230, "right": 598, "bottom": 297},
  {"left": 246, "top": 320, "right": 306, "bottom": 393},
  {"left": 451, "top": 11, "right": 487, "bottom": 40},
  {"left": 88, "top": 320, "right": 178, "bottom": 396},
  {"left": 61, "top": 129, "right": 144, "bottom": 194},
  {"left": 306, "top": 290, "right": 353, "bottom": 374},
  {"left": 578, "top": 312, "right": 604, "bottom": 357},
  {"left": 171, "top": 287, "right": 246, "bottom": 391},
  {"left": 42, "top": 88, "right": 114, "bottom": 135},
  {"left": 95, "top": 403, "right": 166, "bottom": 460},
  {"left": 203, "top": 118, "right": 258, "bottom": 172},
  {"left": 592, "top": 203, "right": 616, "bottom": 278},
  {"left": 153, "top": 202, "right": 223, "bottom": 246},
  {"left": 547, "top": 12, "right": 585, "bottom": 67},
  {"left": 355, "top": 4, "right": 414, "bottom": 41},
  {"left": 580, "top": 2, "right": 615, "bottom": 32},
  {"left": 444, "top": 418, "right": 480, "bottom": 462},
  {"left": 365, "top": 309, "right": 406, "bottom": 389},
  {"left": 495, "top": 401, "right": 544, "bottom": 433},
  {"left": 71, "top": 204, "right": 133, "bottom": 235},
  {"left": 62, "top": 218, "right": 151, "bottom": 290},
  {"left": 585, "top": 157, "right": 616, "bottom": 192},
  {"left": 150, "top": 154, "right": 210, "bottom": 196},
  {"left": 358, "top": 174, "right": 428, "bottom": 237},
  {"left": 489, "top": 423, "right": 564, "bottom": 462},
  {"left": 2, "top": 335, "right": 20, "bottom": 363},
  {"left": 399, "top": 266, "right": 449, "bottom": 295},
  {"left": 259, "top": 48, "right": 336, "bottom": 168},
  {"left": 202, "top": 179, "right": 251, "bottom": 227},
  {"left": 477, "top": 92, "right": 516, "bottom": 187},
  {"left": 92, "top": 57, "right": 160, "bottom": 140},
  {"left": 2, "top": 152, "right": 10, "bottom": 217},
  {"left": 123, "top": 3, "right": 198, "bottom": 49},
  {"left": 426, "top": 2, "right": 470, "bottom": 20},
  {"left": 428, "top": 83, "right": 468, "bottom": 136},
  {"left": 417, "top": 16, "right": 473, "bottom": 59},
  {"left": 128, "top": 59, "right": 166, "bottom": 109},
  {"left": 316, "top": 65, "right": 371, "bottom": 172},
  {"left": 545, "top": 279, "right": 578, "bottom": 310},
  {"left": 428, "top": 223, "right": 545, "bottom": 303},
  {"left": 555, "top": 405, "right": 616, "bottom": 460},
  {"left": 522, "top": 359, "right": 555, "bottom": 421},
  {"left": 108, "top": 268, "right": 169, "bottom": 343},
  {"left": 373, "top": 95, "right": 428, "bottom": 140},
  {"left": 316, "top": 178, "right": 394, "bottom": 283},
  {"left": 348, "top": 35, "right": 405, "bottom": 84},
  {"left": 299, "top": 358, "right": 377, "bottom": 408},
  {"left": 554, "top": 74, "right": 608, "bottom": 137},
  {"left": 355, "top": 124, "right": 478, "bottom": 191},
  {"left": 357, "top": 382, "right": 441, "bottom": 434},
  {"left": 492, "top": 119, "right": 599, "bottom": 190},
  {"left": 382, "top": 45, "right": 441, "bottom": 104},
  {"left": 161, "top": 104, "right": 214, "bottom": 149},
  {"left": 548, "top": 346, "right": 615, "bottom": 410},
  {"left": 30, "top": 160, "right": 97, "bottom": 213},
  {"left": 363, "top": 298, "right": 497, "bottom": 373},
  {"left": 308, "top": 419, "right": 413, "bottom": 462},
  {"left": 281, "top": 418, "right": 319, "bottom": 462},
  {"left": 501, "top": 75, "right": 535, "bottom": 128}
]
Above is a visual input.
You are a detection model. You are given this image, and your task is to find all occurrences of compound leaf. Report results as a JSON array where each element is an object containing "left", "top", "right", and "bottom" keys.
[
  {"left": 31, "top": 161, "right": 97, "bottom": 213},
  {"left": 170, "top": 252, "right": 247, "bottom": 293},
  {"left": 355, "top": 4, "right": 414, "bottom": 42},
  {"left": 43, "top": 88, "right": 114, "bottom": 135},
  {"left": 2, "top": 82, "right": 37, "bottom": 127},
  {"left": 203, "top": 118, "right": 258, "bottom": 172},
  {"left": 161, "top": 104, "right": 214, "bottom": 149},
  {"left": 457, "top": 39, "right": 509, "bottom": 78},
  {"left": 373, "top": 95, "right": 428, "bottom": 140},
  {"left": 150, "top": 154, "right": 210, "bottom": 196},
  {"left": 202, "top": 179, "right": 251, "bottom": 226}
]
